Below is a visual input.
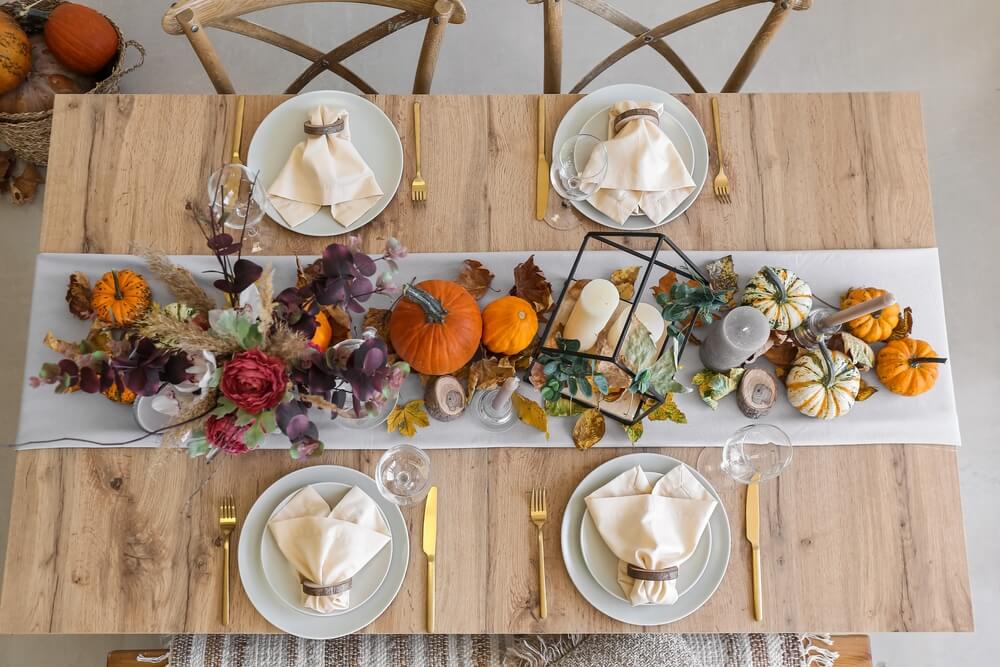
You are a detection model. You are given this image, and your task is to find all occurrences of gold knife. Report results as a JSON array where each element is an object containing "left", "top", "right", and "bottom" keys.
[
  {"left": 746, "top": 475, "right": 762, "bottom": 621},
  {"left": 221, "top": 95, "right": 246, "bottom": 207},
  {"left": 423, "top": 485, "right": 438, "bottom": 633},
  {"left": 535, "top": 95, "right": 549, "bottom": 220}
]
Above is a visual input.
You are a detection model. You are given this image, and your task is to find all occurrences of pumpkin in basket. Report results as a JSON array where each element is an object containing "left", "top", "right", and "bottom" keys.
[
  {"left": 44, "top": 3, "right": 118, "bottom": 75},
  {"left": 742, "top": 266, "right": 813, "bottom": 331},
  {"left": 875, "top": 337, "right": 945, "bottom": 396},
  {"left": 786, "top": 344, "right": 860, "bottom": 419},
  {"left": 840, "top": 286, "right": 900, "bottom": 343},
  {"left": 0, "top": 35, "right": 93, "bottom": 114},
  {"left": 389, "top": 280, "right": 482, "bottom": 376},
  {"left": 0, "top": 10, "right": 31, "bottom": 94},
  {"left": 90, "top": 270, "right": 151, "bottom": 326},
  {"left": 481, "top": 295, "right": 538, "bottom": 356}
]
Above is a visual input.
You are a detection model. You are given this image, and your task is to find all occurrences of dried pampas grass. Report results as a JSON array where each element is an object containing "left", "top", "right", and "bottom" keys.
[
  {"left": 137, "top": 309, "right": 241, "bottom": 357},
  {"left": 141, "top": 250, "right": 217, "bottom": 313},
  {"left": 162, "top": 389, "right": 218, "bottom": 449}
]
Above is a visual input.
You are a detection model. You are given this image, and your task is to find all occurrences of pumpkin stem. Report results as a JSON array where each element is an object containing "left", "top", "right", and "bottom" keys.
[
  {"left": 110, "top": 270, "right": 124, "bottom": 301},
  {"left": 401, "top": 283, "right": 448, "bottom": 324},
  {"left": 910, "top": 356, "right": 947, "bottom": 366},
  {"left": 763, "top": 266, "right": 788, "bottom": 303},
  {"left": 817, "top": 341, "right": 837, "bottom": 389}
]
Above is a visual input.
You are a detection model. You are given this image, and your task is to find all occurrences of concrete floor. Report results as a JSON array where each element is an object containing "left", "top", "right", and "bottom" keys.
[{"left": 1, "top": 1, "right": 997, "bottom": 665}]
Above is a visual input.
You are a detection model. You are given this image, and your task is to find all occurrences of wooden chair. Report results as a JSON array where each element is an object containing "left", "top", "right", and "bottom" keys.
[
  {"left": 528, "top": 0, "right": 812, "bottom": 93},
  {"left": 162, "top": 0, "right": 467, "bottom": 94}
]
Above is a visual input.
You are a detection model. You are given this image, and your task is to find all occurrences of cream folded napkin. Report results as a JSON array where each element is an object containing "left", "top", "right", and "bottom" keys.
[
  {"left": 584, "top": 100, "right": 696, "bottom": 224},
  {"left": 267, "top": 484, "right": 391, "bottom": 614},
  {"left": 585, "top": 464, "right": 717, "bottom": 606},
  {"left": 267, "top": 105, "right": 384, "bottom": 228}
]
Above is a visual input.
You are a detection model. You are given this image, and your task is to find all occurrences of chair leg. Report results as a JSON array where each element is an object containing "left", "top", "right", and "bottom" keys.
[
  {"left": 413, "top": 0, "right": 455, "bottom": 94},
  {"left": 543, "top": 0, "right": 563, "bottom": 94},
  {"left": 176, "top": 8, "right": 236, "bottom": 94},
  {"left": 722, "top": 1, "right": 790, "bottom": 93}
]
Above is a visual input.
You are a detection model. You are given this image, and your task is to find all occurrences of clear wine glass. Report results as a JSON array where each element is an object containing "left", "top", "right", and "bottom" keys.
[
  {"left": 376, "top": 444, "right": 432, "bottom": 506},
  {"left": 207, "top": 163, "right": 267, "bottom": 254},
  {"left": 720, "top": 424, "right": 792, "bottom": 484},
  {"left": 544, "top": 134, "right": 608, "bottom": 231}
]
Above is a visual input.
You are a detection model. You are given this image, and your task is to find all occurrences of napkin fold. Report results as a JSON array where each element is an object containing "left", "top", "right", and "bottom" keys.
[
  {"left": 267, "top": 484, "right": 391, "bottom": 614},
  {"left": 584, "top": 100, "right": 695, "bottom": 224},
  {"left": 585, "top": 465, "right": 717, "bottom": 606},
  {"left": 267, "top": 105, "right": 384, "bottom": 228}
]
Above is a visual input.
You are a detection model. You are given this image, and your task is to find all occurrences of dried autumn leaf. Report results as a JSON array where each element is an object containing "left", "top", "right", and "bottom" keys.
[
  {"left": 43, "top": 331, "right": 81, "bottom": 358},
  {"left": 512, "top": 255, "right": 553, "bottom": 314},
  {"left": 466, "top": 356, "right": 516, "bottom": 400},
  {"left": 544, "top": 397, "right": 587, "bottom": 417},
  {"left": 323, "top": 305, "right": 352, "bottom": 347},
  {"left": 65, "top": 271, "right": 94, "bottom": 320},
  {"left": 386, "top": 399, "right": 430, "bottom": 437},
  {"left": 10, "top": 162, "right": 43, "bottom": 205},
  {"left": 0, "top": 149, "right": 14, "bottom": 193},
  {"left": 886, "top": 306, "right": 913, "bottom": 341},
  {"left": 705, "top": 255, "right": 739, "bottom": 306},
  {"left": 456, "top": 259, "right": 494, "bottom": 299},
  {"left": 529, "top": 361, "right": 547, "bottom": 390},
  {"left": 362, "top": 307, "right": 392, "bottom": 342},
  {"left": 511, "top": 392, "right": 549, "bottom": 439},
  {"left": 691, "top": 368, "right": 745, "bottom": 409},
  {"left": 763, "top": 330, "right": 801, "bottom": 369},
  {"left": 651, "top": 271, "right": 698, "bottom": 299},
  {"left": 856, "top": 378, "right": 878, "bottom": 401},
  {"left": 645, "top": 394, "right": 687, "bottom": 423},
  {"left": 296, "top": 257, "right": 323, "bottom": 289},
  {"left": 572, "top": 408, "right": 606, "bottom": 449},
  {"left": 829, "top": 331, "right": 874, "bottom": 372},
  {"left": 610, "top": 265, "right": 640, "bottom": 301},
  {"left": 624, "top": 420, "right": 643, "bottom": 444}
]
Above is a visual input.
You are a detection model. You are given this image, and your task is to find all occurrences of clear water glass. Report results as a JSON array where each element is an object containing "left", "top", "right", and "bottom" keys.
[
  {"left": 544, "top": 134, "right": 608, "bottom": 231},
  {"left": 721, "top": 424, "right": 792, "bottom": 484},
  {"left": 376, "top": 444, "right": 432, "bottom": 506},
  {"left": 206, "top": 163, "right": 267, "bottom": 254}
]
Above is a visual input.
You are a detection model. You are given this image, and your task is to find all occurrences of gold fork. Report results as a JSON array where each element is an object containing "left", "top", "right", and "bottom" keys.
[
  {"left": 711, "top": 97, "right": 731, "bottom": 204},
  {"left": 410, "top": 101, "right": 427, "bottom": 202},
  {"left": 219, "top": 496, "right": 236, "bottom": 625},
  {"left": 530, "top": 488, "right": 548, "bottom": 619}
]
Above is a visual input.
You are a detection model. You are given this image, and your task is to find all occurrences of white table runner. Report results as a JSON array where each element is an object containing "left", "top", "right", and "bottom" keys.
[{"left": 15, "top": 249, "right": 960, "bottom": 450}]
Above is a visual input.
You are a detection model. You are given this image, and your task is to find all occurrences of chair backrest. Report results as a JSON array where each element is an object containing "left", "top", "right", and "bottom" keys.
[
  {"left": 163, "top": 0, "right": 467, "bottom": 94},
  {"left": 529, "top": 0, "right": 811, "bottom": 93}
]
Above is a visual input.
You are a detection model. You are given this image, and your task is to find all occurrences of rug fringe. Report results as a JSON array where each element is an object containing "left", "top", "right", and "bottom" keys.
[
  {"left": 800, "top": 633, "right": 839, "bottom": 667},
  {"left": 504, "top": 634, "right": 585, "bottom": 667}
]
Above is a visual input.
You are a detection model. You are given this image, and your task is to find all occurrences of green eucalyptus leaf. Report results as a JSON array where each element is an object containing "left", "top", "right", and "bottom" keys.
[
  {"left": 244, "top": 424, "right": 265, "bottom": 449},
  {"left": 211, "top": 398, "right": 237, "bottom": 418},
  {"left": 186, "top": 435, "right": 209, "bottom": 458},
  {"left": 234, "top": 409, "right": 256, "bottom": 427},
  {"left": 592, "top": 373, "right": 609, "bottom": 395},
  {"left": 258, "top": 410, "right": 277, "bottom": 434}
]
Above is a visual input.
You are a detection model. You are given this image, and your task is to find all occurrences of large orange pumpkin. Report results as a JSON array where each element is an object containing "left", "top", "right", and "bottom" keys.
[
  {"left": 43, "top": 3, "right": 118, "bottom": 75},
  {"left": 840, "top": 287, "right": 900, "bottom": 343},
  {"left": 0, "top": 11, "right": 31, "bottom": 95},
  {"left": 389, "top": 280, "right": 482, "bottom": 376},
  {"left": 875, "top": 337, "right": 945, "bottom": 396},
  {"left": 481, "top": 295, "right": 538, "bottom": 356}
]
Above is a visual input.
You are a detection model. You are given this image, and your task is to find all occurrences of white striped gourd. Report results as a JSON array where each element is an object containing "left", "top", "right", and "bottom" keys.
[
  {"left": 742, "top": 266, "right": 812, "bottom": 331},
  {"left": 786, "top": 346, "right": 860, "bottom": 419}
]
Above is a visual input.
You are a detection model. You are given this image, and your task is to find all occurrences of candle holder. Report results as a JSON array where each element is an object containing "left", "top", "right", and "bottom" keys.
[{"left": 529, "top": 232, "right": 710, "bottom": 426}]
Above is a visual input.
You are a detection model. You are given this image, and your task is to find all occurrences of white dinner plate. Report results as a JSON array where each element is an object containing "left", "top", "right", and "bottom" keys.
[
  {"left": 246, "top": 90, "right": 403, "bottom": 237},
  {"left": 561, "top": 453, "right": 729, "bottom": 626},
  {"left": 238, "top": 465, "right": 408, "bottom": 639},
  {"left": 261, "top": 482, "right": 392, "bottom": 617},
  {"left": 579, "top": 470, "right": 711, "bottom": 603},
  {"left": 553, "top": 83, "right": 709, "bottom": 230}
]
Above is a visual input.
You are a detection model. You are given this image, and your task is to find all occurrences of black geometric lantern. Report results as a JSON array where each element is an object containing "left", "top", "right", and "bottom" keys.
[{"left": 531, "top": 231, "right": 710, "bottom": 425}]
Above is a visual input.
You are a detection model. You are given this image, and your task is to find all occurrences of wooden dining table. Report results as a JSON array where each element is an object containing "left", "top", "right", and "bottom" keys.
[{"left": 0, "top": 92, "right": 972, "bottom": 636}]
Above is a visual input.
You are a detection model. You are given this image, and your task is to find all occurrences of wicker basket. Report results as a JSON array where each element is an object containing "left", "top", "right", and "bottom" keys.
[{"left": 0, "top": 0, "right": 144, "bottom": 165}]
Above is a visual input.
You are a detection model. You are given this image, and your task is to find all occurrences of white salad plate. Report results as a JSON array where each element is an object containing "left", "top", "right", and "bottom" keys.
[
  {"left": 238, "top": 465, "right": 408, "bottom": 639},
  {"left": 246, "top": 90, "right": 403, "bottom": 237}
]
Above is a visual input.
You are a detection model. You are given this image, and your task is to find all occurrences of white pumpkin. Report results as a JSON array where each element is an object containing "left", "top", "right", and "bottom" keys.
[
  {"left": 786, "top": 346, "right": 860, "bottom": 420},
  {"left": 742, "top": 266, "right": 812, "bottom": 331}
]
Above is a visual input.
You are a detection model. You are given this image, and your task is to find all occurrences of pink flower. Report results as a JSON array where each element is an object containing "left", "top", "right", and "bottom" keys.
[
  {"left": 219, "top": 349, "right": 288, "bottom": 414},
  {"left": 205, "top": 413, "right": 251, "bottom": 454}
]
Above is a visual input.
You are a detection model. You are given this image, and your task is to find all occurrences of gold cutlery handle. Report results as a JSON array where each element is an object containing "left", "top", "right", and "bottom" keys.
[
  {"left": 230, "top": 95, "right": 245, "bottom": 163},
  {"left": 537, "top": 95, "right": 545, "bottom": 156},
  {"left": 751, "top": 545, "right": 762, "bottom": 621},
  {"left": 537, "top": 526, "right": 547, "bottom": 619},
  {"left": 222, "top": 536, "right": 230, "bottom": 625},
  {"left": 711, "top": 97, "right": 724, "bottom": 166},
  {"left": 414, "top": 102, "right": 422, "bottom": 176},
  {"left": 426, "top": 559, "right": 435, "bottom": 632}
]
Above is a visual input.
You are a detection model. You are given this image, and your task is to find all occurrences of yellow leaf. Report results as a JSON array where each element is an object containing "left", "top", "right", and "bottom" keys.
[
  {"left": 624, "top": 420, "right": 643, "bottom": 444},
  {"left": 386, "top": 399, "right": 430, "bottom": 437},
  {"left": 572, "top": 408, "right": 606, "bottom": 450},
  {"left": 645, "top": 394, "right": 687, "bottom": 424},
  {"left": 856, "top": 378, "right": 878, "bottom": 401},
  {"left": 886, "top": 306, "right": 914, "bottom": 341},
  {"left": 511, "top": 392, "right": 549, "bottom": 439},
  {"left": 610, "top": 265, "right": 640, "bottom": 300}
]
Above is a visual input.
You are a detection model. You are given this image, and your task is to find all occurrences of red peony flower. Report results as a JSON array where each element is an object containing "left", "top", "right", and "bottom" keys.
[
  {"left": 205, "top": 413, "right": 251, "bottom": 454},
  {"left": 219, "top": 349, "right": 288, "bottom": 413}
]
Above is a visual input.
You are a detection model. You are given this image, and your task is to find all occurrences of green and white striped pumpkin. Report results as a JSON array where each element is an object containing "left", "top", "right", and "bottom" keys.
[
  {"left": 786, "top": 346, "right": 860, "bottom": 420},
  {"left": 742, "top": 266, "right": 813, "bottom": 331}
]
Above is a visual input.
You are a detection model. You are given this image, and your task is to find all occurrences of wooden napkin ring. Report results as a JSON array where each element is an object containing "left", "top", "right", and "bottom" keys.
[
  {"left": 613, "top": 108, "right": 660, "bottom": 133},
  {"left": 626, "top": 564, "right": 678, "bottom": 581},
  {"left": 303, "top": 118, "right": 346, "bottom": 136},
  {"left": 302, "top": 578, "right": 352, "bottom": 597}
]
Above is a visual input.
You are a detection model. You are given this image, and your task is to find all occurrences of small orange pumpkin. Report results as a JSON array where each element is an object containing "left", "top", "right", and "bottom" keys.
[
  {"left": 102, "top": 381, "right": 136, "bottom": 405},
  {"left": 840, "top": 287, "right": 900, "bottom": 343},
  {"left": 43, "top": 3, "right": 118, "bottom": 75},
  {"left": 875, "top": 337, "right": 945, "bottom": 396},
  {"left": 310, "top": 311, "right": 334, "bottom": 351},
  {"left": 90, "top": 270, "right": 151, "bottom": 326},
  {"left": 0, "top": 11, "right": 31, "bottom": 94},
  {"left": 389, "top": 280, "right": 482, "bottom": 376},
  {"left": 481, "top": 295, "right": 538, "bottom": 356}
]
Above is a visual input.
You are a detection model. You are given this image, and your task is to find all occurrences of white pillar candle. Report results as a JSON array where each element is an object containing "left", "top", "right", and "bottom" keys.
[
  {"left": 607, "top": 302, "right": 664, "bottom": 347},
  {"left": 563, "top": 279, "right": 620, "bottom": 350}
]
